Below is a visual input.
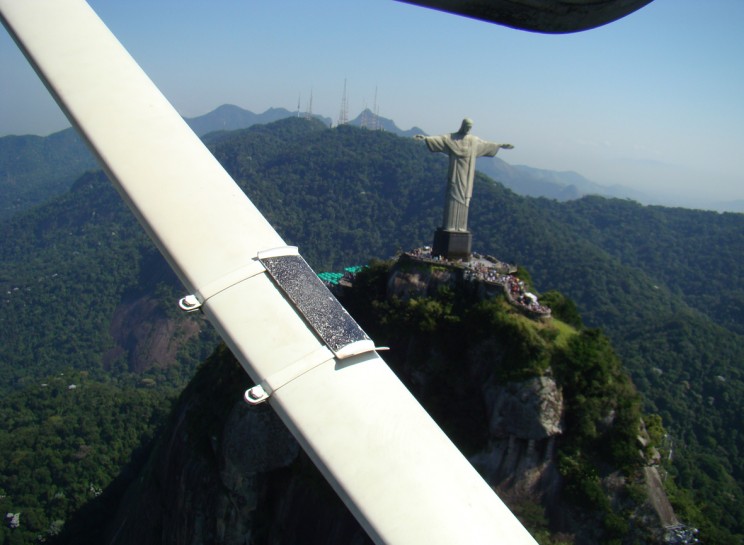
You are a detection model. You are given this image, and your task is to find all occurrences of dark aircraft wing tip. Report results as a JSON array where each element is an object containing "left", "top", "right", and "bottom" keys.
[{"left": 397, "top": 0, "right": 655, "bottom": 34}]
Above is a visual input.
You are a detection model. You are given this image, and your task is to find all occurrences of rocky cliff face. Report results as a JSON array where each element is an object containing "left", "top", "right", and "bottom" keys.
[
  {"left": 95, "top": 348, "right": 583, "bottom": 544},
  {"left": 85, "top": 260, "right": 677, "bottom": 545},
  {"left": 102, "top": 250, "right": 217, "bottom": 375},
  {"left": 98, "top": 346, "right": 371, "bottom": 545},
  {"left": 103, "top": 294, "right": 202, "bottom": 372},
  {"left": 383, "top": 259, "right": 678, "bottom": 542},
  {"left": 96, "top": 347, "right": 566, "bottom": 545},
  {"left": 472, "top": 375, "right": 563, "bottom": 499}
]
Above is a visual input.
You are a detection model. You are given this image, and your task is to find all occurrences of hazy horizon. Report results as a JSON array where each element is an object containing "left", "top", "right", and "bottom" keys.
[{"left": 2, "top": 0, "right": 742, "bottom": 208}]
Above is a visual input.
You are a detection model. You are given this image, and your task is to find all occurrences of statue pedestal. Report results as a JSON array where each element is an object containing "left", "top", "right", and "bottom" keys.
[{"left": 432, "top": 228, "right": 472, "bottom": 261}]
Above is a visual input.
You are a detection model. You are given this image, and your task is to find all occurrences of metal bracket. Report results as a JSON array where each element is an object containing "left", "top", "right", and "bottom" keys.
[{"left": 178, "top": 294, "right": 201, "bottom": 312}]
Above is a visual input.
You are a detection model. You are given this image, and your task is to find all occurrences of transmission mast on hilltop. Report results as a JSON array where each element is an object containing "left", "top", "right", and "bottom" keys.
[
  {"left": 338, "top": 78, "right": 349, "bottom": 126},
  {"left": 304, "top": 89, "right": 314, "bottom": 120},
  {"left": 360, "top": 102, "right": 370, "bottom": 129},
  {"left": 360, "top": 87, "right": 382, "bottom": 130},
  {"left": 372, "top": 86, "right": 381, "bottom": 130}
]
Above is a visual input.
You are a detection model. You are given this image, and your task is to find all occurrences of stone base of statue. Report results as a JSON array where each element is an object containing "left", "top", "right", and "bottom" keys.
[{"left": 432, "top": 228, "right": 472, "bottom": 261}]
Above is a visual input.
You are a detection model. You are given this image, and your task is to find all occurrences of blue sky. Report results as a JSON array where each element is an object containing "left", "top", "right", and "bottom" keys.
[{"left": 2, "top": 0, "right": 743, "bottom": 208}]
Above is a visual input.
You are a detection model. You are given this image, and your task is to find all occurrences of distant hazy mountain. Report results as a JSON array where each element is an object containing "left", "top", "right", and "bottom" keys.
[
  {"left": 2, "top": 104, "right": 741, "bottom": 220},
  {"left": 711, "top": 199, "right": 744, "bottom": 213},
  {"left": 0, "top": 128, "right": 97, "bottom": 220},
  {"left": 184, "top": 104, "right": 332, "bottom": 136},
  {"left": 476, "top": 158, "right": 583, "bottom": 201},
  {"left": 476, "top": 158, "right": 654, "bottom": 204},
  {"left": 3, "top": 118, "right": 743, "bottom": 542},
  {"left": 0, "top": 105, "right": 424, "bottom": 220},
  {"left": 348, "top": 108, "right": 425, "bottom": 137},
  {"left": 186, "top": 104, "right": 425, "bottom": 138}
]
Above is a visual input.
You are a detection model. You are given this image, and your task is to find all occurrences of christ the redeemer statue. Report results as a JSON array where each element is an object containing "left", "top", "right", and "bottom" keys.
[{"left": 415, "top": 118, "right": 513, "bottom": 259}]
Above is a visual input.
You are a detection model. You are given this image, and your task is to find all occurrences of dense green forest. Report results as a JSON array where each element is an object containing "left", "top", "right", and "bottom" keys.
[
  {"left": 0, "top": 171, "right": 218, "bottom": 386},
  {"left": 0, "top": 373, "right": 172, "bottom": 544},
  {"left": 0, "top": 172, "right": 218, "bottom": 543},
  {"left": 0, "top": 129, "right": 97, "bottom": 221},
  {"left": 208, "top": 119, "right": 744, "bottom": 542},
  {"left": 1, "top": 117, "right": 743, "bottom": 542},
  {"left": 60, "top": 261, "right": 658, "bottom": 545},
  {"left": 341, "top": 261, "right": 650, "bottom": 544}
]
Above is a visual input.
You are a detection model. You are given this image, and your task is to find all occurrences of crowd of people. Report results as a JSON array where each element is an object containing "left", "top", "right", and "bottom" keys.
[
  {"left": 404, "top": 247, "right": 551, "bottom": 318},
  {"left": 664, "top": 524, "right": 700, "bottom": 544},
  {"left": 504, "top": 275, "right": 551, "bottom": 316},
  {"left": 406, "top": 246, "right": 439, "bottom": 261},
  {"left": 317, "top": 248, "right": 553, "bottom": 320},
  {"left": 463, "top": 261, "right": 511, "bottom": 285}
]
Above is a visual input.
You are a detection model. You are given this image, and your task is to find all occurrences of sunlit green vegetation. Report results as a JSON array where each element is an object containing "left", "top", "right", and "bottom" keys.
[
  {"left": 0, "top": 171, "right": 218, "bottom": 543},
  {"left": 1, "top": 118, "right": 742, "bottom": 542},
  {"left": 340, "top": 261, "right": 648, "bottom": 543},
  {"left": 0, "top": 372, "right": 174, "bottom": 543},
  {"left": 0, "top": 129, "right": 97, "bottom": 221}
]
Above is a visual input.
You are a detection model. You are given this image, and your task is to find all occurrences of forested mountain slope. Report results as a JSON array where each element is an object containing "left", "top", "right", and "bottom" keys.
[
  {"left": 206, "top": 118, "right": 744, "bottom": 541},
  {"left": 69, "top": 261, "right": 668, "bottom": 545},
  {"left": 0, "top": 103, "right": 648, "bottom": 223},
  {"left": 555, "top": 198, "right": 744, "bottom": 336},
  {"left": 0, "top": 129, "right": 97, "bottom": 221},
  {"left": 1, "top": 117, "right": 742, "bottom": 542},
  {"left": 0, "top": 171, "right": 218, "bottom": 385},
  {"left": 0, "top": 172, "right": 221, "bottom": 543}
]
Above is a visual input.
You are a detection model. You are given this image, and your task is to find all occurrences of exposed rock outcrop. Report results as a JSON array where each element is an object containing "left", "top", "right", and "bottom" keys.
[
  {"left": 103, "top": 295, "right": 202, "bottom": 372},
  {"left": 86, "top": 259, "right": 679, "bottom": 545},
  {"left": 98, "top": 348, "right": 369, "bottom": 545},
  {"left": 472, "top": 376, "right": 563, "bottom": 502},
  {"left": 485, "top": 375, "right": 564, "bottom": 440},
  {"left": 387, "top": 263, "right": 459, "bottom": 302}
]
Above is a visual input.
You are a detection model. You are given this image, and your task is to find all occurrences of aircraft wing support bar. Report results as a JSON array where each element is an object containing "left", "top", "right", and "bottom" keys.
[{"left": 0, "top": 1, "right": 537, "bottom": 543}]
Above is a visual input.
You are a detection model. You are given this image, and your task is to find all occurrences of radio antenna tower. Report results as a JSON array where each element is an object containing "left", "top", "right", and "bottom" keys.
[
  {"left": 338, "top": 78, "right": 349, "bottom": 126},
  {"left": 304, "top": 88, "right": 314, "bottom": 120},
  {"left": 373, "top": 86, "right": 381, "bottom": 130},
  {"left": 360, "top": 101, "right": 370, "bottom": 129}
]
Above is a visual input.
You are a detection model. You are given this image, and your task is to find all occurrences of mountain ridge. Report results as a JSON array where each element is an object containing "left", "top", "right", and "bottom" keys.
[
  {"left": 1, "top": 117, "right": 742, "bottom": 543},
  {"left": 3, "top": 104, "right": 741, "bottom": 221},
  {"left": 64, "top": 259, "right": 675, "bottom": 545}
]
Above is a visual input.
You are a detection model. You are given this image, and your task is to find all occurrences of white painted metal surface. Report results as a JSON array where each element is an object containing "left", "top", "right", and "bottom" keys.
[{"left": 0, "top": 1, "right": 537, "bottom": 543}]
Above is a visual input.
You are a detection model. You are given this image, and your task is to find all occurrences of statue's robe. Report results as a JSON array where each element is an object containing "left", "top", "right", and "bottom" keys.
[{"left": 424, "top": 133, "right": 505, "bottom": 232}]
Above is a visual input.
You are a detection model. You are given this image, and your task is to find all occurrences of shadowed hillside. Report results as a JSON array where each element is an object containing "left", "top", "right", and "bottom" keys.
[
  {"left": 65, "top": 259, "right": 673, "bottom": 545},
  {"left": 0, "top": 117, "right": 742, "bottom": 543}
]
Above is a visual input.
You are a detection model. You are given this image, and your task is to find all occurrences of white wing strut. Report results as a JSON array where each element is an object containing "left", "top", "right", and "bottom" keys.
[{"left": 0, "top": 2, "right": 537, "bottom": 543}]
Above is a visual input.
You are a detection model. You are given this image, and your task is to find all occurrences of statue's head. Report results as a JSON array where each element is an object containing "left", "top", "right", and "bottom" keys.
[{"left": 459, "top": 118, "right": 473, "bottom": 135}]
